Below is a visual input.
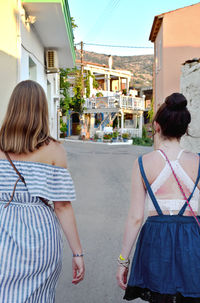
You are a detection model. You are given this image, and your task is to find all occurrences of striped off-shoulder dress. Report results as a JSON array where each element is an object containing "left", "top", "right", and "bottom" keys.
[{"left": 0, "top": 159, "right": 76, "bottom": 303}]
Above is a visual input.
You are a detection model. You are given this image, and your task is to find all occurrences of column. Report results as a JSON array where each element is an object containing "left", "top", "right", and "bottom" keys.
[
  {"left": 139, "top": 113, "right": 143, "bottom": 137},
  {"left": 90, "top": 113, "right": 95, "bottom": 137},
  {"left": 126, "top": 78, "right": 130, "bottom": 94},
  {"left": 121, "top": 111, "right": 124, "bottom": 131},
  {"left": 106, "top": 74, "right": 110, "bottom": 92},
  {"left": 89, "top": 71, "right": 93, "bottom": 97},
  {"left": 119, "top": 77, "right": 121, "bottom": 91}
]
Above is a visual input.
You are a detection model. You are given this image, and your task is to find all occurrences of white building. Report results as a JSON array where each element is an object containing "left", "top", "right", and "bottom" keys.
[{"left": 0, "top": 0, "right": 75, "bottom": 139}]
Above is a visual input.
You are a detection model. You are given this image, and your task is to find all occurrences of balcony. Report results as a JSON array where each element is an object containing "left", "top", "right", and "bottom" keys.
[{"left": 84, "top": 95, "right": 145, "bottom": 113}]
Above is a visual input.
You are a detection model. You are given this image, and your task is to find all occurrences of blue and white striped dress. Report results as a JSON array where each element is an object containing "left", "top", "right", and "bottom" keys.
[{"left": 0, "top": 159, "right": 76, "bottom": 303}]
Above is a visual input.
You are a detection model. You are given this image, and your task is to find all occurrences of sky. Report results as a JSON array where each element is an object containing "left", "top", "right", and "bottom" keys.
[{"left": 68, "top": 0, "right": 199, "bottom": 56}]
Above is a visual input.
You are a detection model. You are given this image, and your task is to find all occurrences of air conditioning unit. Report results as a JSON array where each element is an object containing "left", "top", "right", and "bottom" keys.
[{"left": 46, "top": 50, "right": 58, "bottom": 72}]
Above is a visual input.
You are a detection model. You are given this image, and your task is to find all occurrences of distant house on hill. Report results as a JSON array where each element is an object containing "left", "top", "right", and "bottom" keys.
[{"left": 149, "top": 3, "right": 200, "bottom": 111}]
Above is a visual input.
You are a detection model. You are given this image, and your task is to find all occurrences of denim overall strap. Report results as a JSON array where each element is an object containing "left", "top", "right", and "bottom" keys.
[
  {"left": 179, "top": 154, "right": 200, "bottom": 215},
  {"left": 138, "top": 156, "right": 163, "bottom": 216}
]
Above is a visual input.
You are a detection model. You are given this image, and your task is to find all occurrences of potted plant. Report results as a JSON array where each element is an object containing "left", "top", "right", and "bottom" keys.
[
  {"left": 93, "top": 133, "right": 99, "bottom": 141},
  {"left": 60, "top": 121, "right": 67, "bottom": 138},
  {"left": 122, "top": 132, "right": 130, "bottom": 142},
  {"left": 112, "top": 131, "right": 118, "bottom": 142},
  {"left": 103, "top": 133, "right": 112, "bottom": 142}
]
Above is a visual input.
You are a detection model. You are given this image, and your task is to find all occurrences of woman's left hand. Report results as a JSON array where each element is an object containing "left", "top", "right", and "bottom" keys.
[
  {"left": 72, "top": 257, "right": 85, "bottom": 284},
  {"left": 116, "top": 266, "right": 128, "bottom": 290}
]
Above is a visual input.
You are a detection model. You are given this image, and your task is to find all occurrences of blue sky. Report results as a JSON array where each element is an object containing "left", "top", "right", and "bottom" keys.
[{"left": 68, "top": 0, "right": 199, "bottom": 56}]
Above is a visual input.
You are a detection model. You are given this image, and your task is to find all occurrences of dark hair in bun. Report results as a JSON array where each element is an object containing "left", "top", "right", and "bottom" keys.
[
  {"left": 153, "top": 93, "right": 191, "bottom": 139},
  {"left": 165, "top": 93, "right": 187, "bottom": 111}
]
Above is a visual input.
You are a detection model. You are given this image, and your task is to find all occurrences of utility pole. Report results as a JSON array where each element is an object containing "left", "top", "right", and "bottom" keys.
[{"left": 80, "top": 41, "right": 84, "bottom": 97}]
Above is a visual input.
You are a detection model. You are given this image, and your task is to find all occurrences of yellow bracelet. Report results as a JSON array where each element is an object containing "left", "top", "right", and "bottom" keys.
[{"left": 119, "top": 254, "right": 126, "bottom": 261}]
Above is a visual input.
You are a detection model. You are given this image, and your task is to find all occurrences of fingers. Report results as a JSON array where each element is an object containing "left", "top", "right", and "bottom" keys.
[
  {"left": 72, "top": 267, "right": 84, "bottom": 284},
  {"left": 72, "top": 258, "right": 85, "bottom": 284},
  {"left": 116, "top": 266, "right": 128, "bottom": 290}
]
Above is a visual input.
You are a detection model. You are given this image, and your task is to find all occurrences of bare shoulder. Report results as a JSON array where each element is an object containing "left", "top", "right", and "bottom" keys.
[
  {"left": 38, "top": 141, "right": 68, "bottom": 168},
  {"left": 181, "top": 150, "right": 199, "bottom": 175},
  {"left": 142, "top": 150, "right": 163, "bottom": 170}
]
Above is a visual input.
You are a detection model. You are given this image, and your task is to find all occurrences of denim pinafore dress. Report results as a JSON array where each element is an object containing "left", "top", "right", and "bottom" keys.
[{"left": 124, "top": 155, "right": 200, "bottom": 302}]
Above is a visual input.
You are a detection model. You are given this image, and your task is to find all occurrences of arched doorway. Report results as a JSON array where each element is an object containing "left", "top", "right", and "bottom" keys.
[{"left": 71, "top": 113, "right": 80, "bottom": 135}]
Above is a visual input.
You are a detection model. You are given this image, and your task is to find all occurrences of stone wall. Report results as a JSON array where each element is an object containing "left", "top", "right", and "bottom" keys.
[{"left": 180, "top": 60, "right": 200, "bottom": 153}]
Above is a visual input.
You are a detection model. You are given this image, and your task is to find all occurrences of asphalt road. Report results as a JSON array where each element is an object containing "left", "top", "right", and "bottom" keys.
[{"left": 55, "top": 141, "right": 153, "bottom": 303}]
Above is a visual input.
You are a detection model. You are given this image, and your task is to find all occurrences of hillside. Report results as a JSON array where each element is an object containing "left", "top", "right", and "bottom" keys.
[{"left": 76, "top": 50, "right": 153, "bottom": 89}]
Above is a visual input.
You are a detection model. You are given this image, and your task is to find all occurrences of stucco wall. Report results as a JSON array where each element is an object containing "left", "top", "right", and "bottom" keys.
[
  {"left": 0, "top": 0, "right": 19, "bottom": 125},
  {"left": 180, "top": 61, "right": 200, "bottom": 153},
  {"left": 155, "top": 3, "right": 200, "bottom": 107},
  {"left": 154, "top": 22, "right": 163, "bottom": 109}
]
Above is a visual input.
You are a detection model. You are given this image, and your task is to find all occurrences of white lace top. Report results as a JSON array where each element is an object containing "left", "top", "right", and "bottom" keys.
[{"left": 146, "top": 150, "right": 200, "bottom": 215}]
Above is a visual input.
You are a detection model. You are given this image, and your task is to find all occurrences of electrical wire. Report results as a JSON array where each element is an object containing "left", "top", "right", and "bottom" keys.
[
  {"left": 84, "top": 0, "right": 121, "bottom": 41},
  {"left": 75, "top": 42, "right": 153, "bottom": 49}
]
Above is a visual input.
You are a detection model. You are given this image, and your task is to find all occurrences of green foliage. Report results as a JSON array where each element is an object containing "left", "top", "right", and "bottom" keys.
[
  {"left": 96, "top": 92, "right": 103, "bottom": 97},
  {"left": 70, "top": 17, "right": 78, "bottom": 30},
  {"left": 85, "top": 71, "right": 90, "bottom": 98},
  {"left": 94, "top": 133, "right": 99, "bottom": 140},
  {"left": 142, "top": 125, "right": 148, "bottom": 139},
  {"left": 122, "top": 89, "right": 127, "bottom": 95},
  {"left": 147, "top": 98, "right": 154, "bottom": 122},
  {"left": 60, "top": 118, "right": 67, "bottom": 133},
  {"left": 122, "top": 133, "right": 130, "bottom": 139},
  {"left": 103, "top": 133, "right": 112, "bottom": 140},
  {"left": 60, "top": 67, "right": 85, "bottom": 116},
  {"left": 112, "top": 131, "right": 118, "bottom": 138},
  {"left": 92, "top": 75, "right": 99, "bottom": 89},
  {"left": 72, "top": 69, "right": 85, "bottom": 114},
  {"left": 60, "top": 68, "right": 72, "bottom": 116},
  {"left": 132, "top": 137, "right": 153, "bottom": 146}
]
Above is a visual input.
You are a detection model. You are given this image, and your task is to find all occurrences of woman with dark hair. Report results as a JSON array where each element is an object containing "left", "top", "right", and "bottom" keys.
[
  {"left": 0, "top": 80, "right": 85, "bottom": 302},
  {"left": 116, "top": 93, "right": 200, "bottom": 302}
]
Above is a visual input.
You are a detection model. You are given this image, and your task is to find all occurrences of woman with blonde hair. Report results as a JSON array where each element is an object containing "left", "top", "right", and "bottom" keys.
[
  {"left": 0, "top": 80, "right": 85, "bottom": 302},
  {"left": 117, "top": 93, "right": 200, "bottom": 302}
]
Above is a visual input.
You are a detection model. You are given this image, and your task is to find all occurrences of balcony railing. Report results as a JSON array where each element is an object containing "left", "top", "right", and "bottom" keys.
[{"left": 84, "top": 95, "right": 145, "bottom": 111}]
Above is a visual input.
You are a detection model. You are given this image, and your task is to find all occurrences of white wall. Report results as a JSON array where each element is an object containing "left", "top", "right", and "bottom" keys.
[
  {"left": 20, "top": 10, "right": 60, "bottom": 139},
  {"left": 180, "top": 61, "right": 200, "bottom": 152}
]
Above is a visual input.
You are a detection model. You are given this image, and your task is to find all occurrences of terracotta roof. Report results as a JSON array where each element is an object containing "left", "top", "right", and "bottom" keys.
[{"left": 149, "top": 2, "right": 200, "bottom": 42}]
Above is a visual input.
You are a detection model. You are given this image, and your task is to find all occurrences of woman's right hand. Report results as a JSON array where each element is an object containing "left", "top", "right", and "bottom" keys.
[
  {"left": 72, "top": 257, "right": 85, "bottom": 284},
  {"left": 116, "top": 265, "right": 128, "bottom": 290}
]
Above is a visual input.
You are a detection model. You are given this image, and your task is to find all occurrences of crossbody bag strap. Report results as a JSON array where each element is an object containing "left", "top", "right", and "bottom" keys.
[
  {"left": 159, "top": 149, "right": 200, "bottom": 228},
  {"left": 4, "top": 152, "right": 49, "bottom": 208},
  {"left": 4, "top": 152, "right": 26, "bottom": 184}
]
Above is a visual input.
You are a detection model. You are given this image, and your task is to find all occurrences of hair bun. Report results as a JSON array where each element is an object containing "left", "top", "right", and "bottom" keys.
[{"left": 165, "top": 93, "right": 187, "bottom": 111}]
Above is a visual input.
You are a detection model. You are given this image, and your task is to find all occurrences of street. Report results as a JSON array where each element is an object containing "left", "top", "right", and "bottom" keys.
[{"left": 55, "top": 141, "right": 153, "bottom": 303}]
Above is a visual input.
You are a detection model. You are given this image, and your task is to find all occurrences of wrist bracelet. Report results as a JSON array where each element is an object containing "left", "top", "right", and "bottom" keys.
[
  {"left": 117, "top": 255, "right": 130, "bottom": 269},
  {"left": 73, "top": 253, "right": 84, "bottom": 257},
  {"left": 119, "top": 254, "right": 127, "bottom": 261}
]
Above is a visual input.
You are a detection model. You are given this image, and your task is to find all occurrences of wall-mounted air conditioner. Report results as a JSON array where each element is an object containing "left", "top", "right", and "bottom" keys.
[{"left": 46, "top": 50, "right": 58, "bottom": 72}]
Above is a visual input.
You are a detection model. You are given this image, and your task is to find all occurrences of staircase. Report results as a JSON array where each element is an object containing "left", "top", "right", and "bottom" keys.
[{"left": 98, "top": 112, "right": 118, "bottom": 130}]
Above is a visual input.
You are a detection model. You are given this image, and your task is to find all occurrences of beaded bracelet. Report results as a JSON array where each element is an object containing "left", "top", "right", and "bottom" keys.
[
  {"left": 73, "top": 253, "right": 84, "bottom": 257},
  {"left": 117, "top": 255, "right": 130, "bottom": 269}
]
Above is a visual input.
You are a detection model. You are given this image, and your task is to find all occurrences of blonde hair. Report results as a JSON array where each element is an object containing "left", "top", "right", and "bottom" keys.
[{"left": 0, "top": 80, "right": 55, "bottom": 154}]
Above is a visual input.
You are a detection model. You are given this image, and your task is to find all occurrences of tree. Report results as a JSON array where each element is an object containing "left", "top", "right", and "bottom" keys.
[
  {"left": 60, "top": 68, "right": 85, "bottom": 115},
  {"left": 60, "top": 68, "right": 72, "bottom": 116}
]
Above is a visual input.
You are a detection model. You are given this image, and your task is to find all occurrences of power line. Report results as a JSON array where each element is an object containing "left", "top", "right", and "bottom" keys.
[
  {"left": 84, "top": 0, "right": 121, "bottom": 41},
  {"left": 75, "top": 42, "right": 153, "bottom": 49}
]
